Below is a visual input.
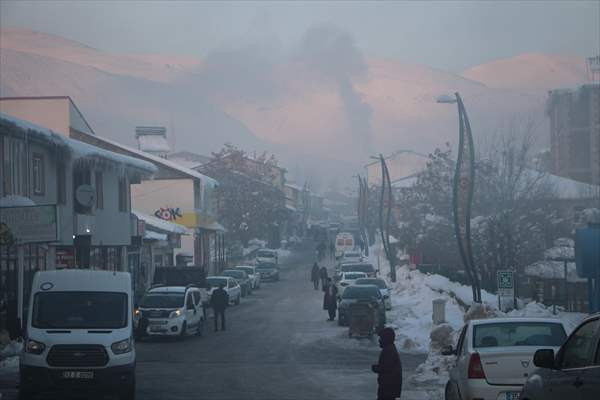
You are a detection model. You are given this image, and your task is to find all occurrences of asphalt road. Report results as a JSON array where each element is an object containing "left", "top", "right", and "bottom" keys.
[{"left": 0, "top": 248, "right": 428, "bottom": 400}]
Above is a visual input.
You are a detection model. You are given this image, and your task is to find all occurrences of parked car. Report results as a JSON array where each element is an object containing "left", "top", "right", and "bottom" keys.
[
  {"left": 221, "top": 269, "right": 252, "bottom": 296},
  {"left": 137, "top": 285, "right": 205, "bottom": 339},
  {"left": 520, "top": 313, "right": 600, "bottom": 400},
  {"left": 234, "top": 265, "right": 261, "bottom": 290},
  {"left": 256, "top": 249, "right": 278, "bottom": 265},
  {"left": 339, "top": 262, "right": 377, "bottom": 278},
  {"left": 337, "top": 284, "right": 386, "bottom": 330},
  {"left": 255, "top": 261, "right": 280, "bottom": 281},
  {"left": 443, "top": 317, "right": 568, "bottom": 400},
  {"left": 355, "top": 278, "right": 392, "bottom": 310},
  {"left": 337, "top": 271, "right": 368, "bottom": 297},
  {"left": 341, "top": 250, "right": 363, "bottom": 264},
  {"left": 206, "top": 276, "right": 241, "bottom": 306},
  {"left": 20, "top": 270, "right": 136, "bottom": 400}
]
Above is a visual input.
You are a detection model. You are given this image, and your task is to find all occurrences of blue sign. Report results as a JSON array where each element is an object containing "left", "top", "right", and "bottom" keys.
[{"left": 575, "top": 226, "right": 600, "bottom": 278}]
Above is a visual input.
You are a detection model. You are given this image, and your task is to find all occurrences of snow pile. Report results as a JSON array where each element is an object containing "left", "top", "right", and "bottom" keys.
[{"left": 0, "top": 339, "right": 22, "bottom": 373}]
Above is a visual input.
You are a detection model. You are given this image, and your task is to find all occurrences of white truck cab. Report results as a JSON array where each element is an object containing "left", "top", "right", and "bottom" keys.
[{"left": 20, "top": 270, "right": 136, "bottom": 400}]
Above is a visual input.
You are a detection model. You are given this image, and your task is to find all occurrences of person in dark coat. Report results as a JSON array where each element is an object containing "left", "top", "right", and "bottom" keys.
[
  {"left": 311, "top": 262, "right": 320, "bottom": 290},
  {"left": 371, "top": 327, "right": 403, "bottom": 400},
  {"left": 319, "top": 265, "right": 328, "bottom": 289},
  {"left": 210, "top": 283, "right": 229, "bottom": 332},
  {"left": 322, "top": 278, "right": 338, "bottom": 321}
]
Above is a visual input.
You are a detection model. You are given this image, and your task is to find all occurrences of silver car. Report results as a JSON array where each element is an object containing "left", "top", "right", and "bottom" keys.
[
  {"left": 444, "top": 318, "right": 567, "bottom": 400},
  {"left": 234, "top": 265, "right": 261, "bottom": 290}
]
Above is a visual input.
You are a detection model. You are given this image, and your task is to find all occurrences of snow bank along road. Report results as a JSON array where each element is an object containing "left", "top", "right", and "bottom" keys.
[{"left": 0, "top": 247, "right": 427, "bottom": 400}]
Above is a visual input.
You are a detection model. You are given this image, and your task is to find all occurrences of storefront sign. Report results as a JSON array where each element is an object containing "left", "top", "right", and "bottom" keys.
[
  {"left": 0, "top": 205, "right": 57, "bottom": 243},
  {"left": 56, "top": 247, "right": 75, "bottom": 269}
]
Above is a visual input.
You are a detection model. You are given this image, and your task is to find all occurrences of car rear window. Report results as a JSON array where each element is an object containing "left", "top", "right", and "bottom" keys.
[
  {"left": 341, "top": 264, "right": 375, "bottom": 273},
  {"left": 355, "top": 278, "right": 386, "bottom": 289},
  {"left": 344, "top": 273, "right": 365, "bottom": 280},
  {"left": 342, "top": 285, "right": 380, "bottom": 299},
  {"left": 257, "top": 251, "right": 275, "bottom": 258},
  {"left": 473, "top": 322, "right": 566, "bottom": 348}
]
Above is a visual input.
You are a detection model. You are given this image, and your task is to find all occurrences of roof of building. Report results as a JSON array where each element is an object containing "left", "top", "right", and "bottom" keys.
[
  {"left": 0, "top": 113, "right": 157, "bottom": 176},
  {"left": 137, "top": 134, "right": 170, "bottom": 153},
  {"left": 75, "top": 131, "right": 218, "bottom": 187}
]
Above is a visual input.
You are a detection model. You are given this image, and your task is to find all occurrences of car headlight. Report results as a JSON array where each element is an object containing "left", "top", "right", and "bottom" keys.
[
  {"left": 111, "top": 338, "right": 132, "bottom": 354},
  {"left": 169, "top": 309, "right": 183, "bottom": 319},
  {"left": 25, "top": 338, "right": 46, "bottom": 354}
]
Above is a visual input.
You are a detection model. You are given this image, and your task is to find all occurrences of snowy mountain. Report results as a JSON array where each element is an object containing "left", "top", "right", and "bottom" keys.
[{"left": 0, "top": 28, "right": 589, "bottom": 184}]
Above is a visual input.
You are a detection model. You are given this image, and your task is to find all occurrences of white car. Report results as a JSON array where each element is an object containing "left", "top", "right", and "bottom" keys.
[
  {"left": 341, "top": 250, "right": 363, "bottom": 264},
  {"left": 234, "top": 265, "right": 261, "bottom": 290},
  {"left": 355, "top": 277, "right": 392, "bottom": 310},
  {"left": 444, "top": 317, "right": 568, "bottom": 400},
  {"left": 138, "top": 286, "right": 205, "bottom": 338},
  {"left": 337, "top": 271, "right": 368, "bottom": 297},
  {"left": 206, "top": 276, "right": 242, "bottom": 306},
  {"left": 256, "top": 249, "right": 278, "bottom": 265}
]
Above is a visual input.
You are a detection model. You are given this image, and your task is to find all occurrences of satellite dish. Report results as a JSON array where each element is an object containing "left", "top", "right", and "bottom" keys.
[{"left": 75, "top": 185, "right": 95, "bottom": 207}]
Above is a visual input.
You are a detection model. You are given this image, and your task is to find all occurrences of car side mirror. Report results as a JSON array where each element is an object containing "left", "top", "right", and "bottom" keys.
[
  {"left": 533, "top": 349, "right": 555, "bottom": 369},
  {"left": 441, "top": 345, "right": 456, "bottom": 356}
]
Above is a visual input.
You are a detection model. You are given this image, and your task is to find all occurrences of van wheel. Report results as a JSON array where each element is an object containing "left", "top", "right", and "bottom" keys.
[{"left": 120, "top": 377, "right": 136, "bottom": 400}]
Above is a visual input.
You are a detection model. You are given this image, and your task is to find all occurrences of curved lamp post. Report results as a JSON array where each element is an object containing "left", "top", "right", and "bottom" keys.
[
  {"left": 373, "top": 154, "right": 397, "bottom": 282},
  {"left": 356, "top": 175, "right": 370, "bottom": 257},
  {"left": 437, "top": 92, "right": 482, "bottom": 303}
]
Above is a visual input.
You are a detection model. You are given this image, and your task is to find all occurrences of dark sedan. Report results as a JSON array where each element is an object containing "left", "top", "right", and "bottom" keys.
[
  {"left": 520, "top": 313, "right": 600, "bottom": 400},
  {"left": 337, "top": 284, "right": 386, "bottom": 330}
]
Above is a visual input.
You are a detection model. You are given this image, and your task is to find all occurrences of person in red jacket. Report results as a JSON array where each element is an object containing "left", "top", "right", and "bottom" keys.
[{"left": 372, "top": 327, "right": 403, "bottom": 400}]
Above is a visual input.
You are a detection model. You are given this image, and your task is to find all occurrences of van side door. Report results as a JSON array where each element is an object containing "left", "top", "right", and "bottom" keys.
[{"left": 184, "top": 291, "right": 198, "bottom": 329}]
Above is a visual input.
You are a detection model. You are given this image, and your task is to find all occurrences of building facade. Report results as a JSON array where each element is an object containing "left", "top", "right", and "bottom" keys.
[{"left": 546, "top": 83, "right": 600, "bottom": 185}]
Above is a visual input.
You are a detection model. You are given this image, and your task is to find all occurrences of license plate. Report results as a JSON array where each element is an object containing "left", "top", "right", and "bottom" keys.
[
  {"left": 150, "top": 325, "right": 165, "bottom": 332},
  {"left": 62, "top": 371, "right": 94, "bottom": 379},
  {"left": 505, "top": 392, "right": 520, "bottom": 400}
]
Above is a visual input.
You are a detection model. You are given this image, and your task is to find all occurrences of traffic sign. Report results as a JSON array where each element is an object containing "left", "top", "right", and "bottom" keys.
[{"left": 497, "top": 270, "right": 514, "bottom": 297}]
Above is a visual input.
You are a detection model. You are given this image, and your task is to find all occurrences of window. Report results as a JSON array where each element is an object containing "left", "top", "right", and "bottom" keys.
[
  {"left": 186, "top": 293, "right": 194, "bottom": 309},
  {"left": 5, "top": 138, "right": 27, "bottom": 195},
  {"left": 32, "top": 153, "right": 45, "bottom": 195},
  {"left": 73, "top": 168, "right": 91, "bottom": 214},
  {"left": 57, "top": 161, "right": 66, "bottom": 205},
  {"left": 473, "top": 322, "right": 566, "bottom": 348},
  {"left": 560, "top": 319, "right": 599, "bottom": 369},
  {"left": 118, "top": 177, "right": 128, "bottom": 212},
  {"left": 95, "top": 171, "right": 103, "bottom": 209},
  {"left": 192, "top": 291, "right": 201, "bottom": 306},
  {"left": 194, "top": 180, "right": 202, "bottom": 210}
]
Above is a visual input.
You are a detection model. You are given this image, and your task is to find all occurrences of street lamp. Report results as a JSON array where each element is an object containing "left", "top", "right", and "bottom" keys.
[{"left": 437, "top": 92, "right": 482, "bottom": 303}]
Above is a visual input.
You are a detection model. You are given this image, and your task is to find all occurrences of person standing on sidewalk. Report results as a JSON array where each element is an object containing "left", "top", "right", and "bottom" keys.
[
  {"left": 210, "top": 283, "right": 229, "bottom": 332},
  {"left": 322, "top": 278, "right": 338, "bottom": 321},
  {"left": 311, "top": 262, "right": 320, "bottom": 290},
  {"left": 371, "top": 327, "right": 403, "bottom": 400}
]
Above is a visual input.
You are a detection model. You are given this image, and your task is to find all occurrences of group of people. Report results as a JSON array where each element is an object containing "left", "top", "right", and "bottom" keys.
[{"left": 310, "top": 261, "right": 402, "bottom": 400}]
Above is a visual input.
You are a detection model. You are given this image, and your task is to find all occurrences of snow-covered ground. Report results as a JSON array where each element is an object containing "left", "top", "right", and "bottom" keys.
[{"left": 367, "top": 240, "right": 587, "bottom": 395}]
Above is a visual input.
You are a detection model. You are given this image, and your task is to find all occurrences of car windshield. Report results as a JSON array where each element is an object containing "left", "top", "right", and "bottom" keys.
[
  {"left": 32, "top": 291, "right": 127, "bottom": 329},
  {"left": 344, "top": 273, "right": 365, "bottom": 280},
  {"left": 342, "top": 286, "right": 380, "bottom": 299},
  {"left": 236, "top": 267, "right": 253, "bottom": 274},
  {"left": 140, "top": 293, "right": 185, "bottom": 308},
  {"left": 206, "top": 278, "right": 228, "bottom": 288},
  {"left": 257, "top": 251, "right": 275, "bottom": 258},
  {"left": 256, "top": 262, "right": 276, "bottom": 268},
  {"left": 344, "top": 252, "right": 360, "bottom": 257},
  {"left": 473, "top": 322, "right": 567, "bottom": 348},
  {"left": 341, "top": 264, "right": 374, "bottom": 273},
  {"left": 355, "top": 279, "right": 387, "bottom": 289}
]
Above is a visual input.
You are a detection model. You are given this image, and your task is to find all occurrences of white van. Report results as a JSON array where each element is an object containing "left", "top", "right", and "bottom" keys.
[
  {"left": 335, "top": 232, "right": 355, "bottom": 258},
  {"left": 20, "top": 270, "right": 136, "bottom": 400}
]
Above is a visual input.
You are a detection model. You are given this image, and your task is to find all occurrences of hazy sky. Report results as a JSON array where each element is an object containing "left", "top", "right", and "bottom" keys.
[{"left": 1, "top": 1, "right": 598, "bottom": 71}]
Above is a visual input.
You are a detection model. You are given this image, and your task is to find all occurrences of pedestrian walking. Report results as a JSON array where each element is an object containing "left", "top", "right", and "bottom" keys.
[
  {"left": 371, "top": 327, "right": 403, "bottom": 400},
  {"left": 319, "top": 265, "right": 328, "bottom": 289},
  {"left": 311, "top": 262, "right": 320, "bottom": 290},
  {"left": 210, "top": 283, "right": 229, "bottom": 332},
  {"left": 322, "top": 278, "right": 338, "bottom": 321},
  {"left": 316, "top": 241, "right": 326, "bottom": 261}
]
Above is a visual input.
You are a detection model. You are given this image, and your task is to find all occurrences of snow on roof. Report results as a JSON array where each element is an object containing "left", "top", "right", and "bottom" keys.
[
  {"left": 525, "top": 169, "right": 600, "bottom": 199},
  {"left": 0, "top": 195, "right": 36, "bottom": 207},
  {"left": 544, "top": 245, "right": 574, "bottom": 260},
  {"left": 144, "top": 231, "right": 167, "bottom": 241},
  {"left": 79, "top": 133, "right": 218, "bottom": 187},
  {"left": 285, "top": 183, "right": 303, "bottom": 191},
  {"left": 137, "top": 134, "right": 170, "bottom": 153},
  {"left": 132, "top": 209, "right": 189, "bottom": 235},
  {"left": 1, "top": 113, "right": 157, "bottom": 176},
  {"left": 525, "top": 260, "right": 585, "bottom": 283}
]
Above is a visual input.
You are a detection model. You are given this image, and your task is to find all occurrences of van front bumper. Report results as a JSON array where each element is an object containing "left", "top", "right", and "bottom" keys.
[
  {"left": 20, "top": 363, "right": 135, "bottom": 394},
  {"left": 144, "top": 318, "right": 184, "bottom": 336}
]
